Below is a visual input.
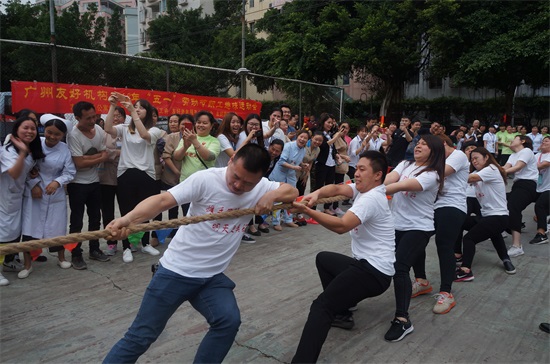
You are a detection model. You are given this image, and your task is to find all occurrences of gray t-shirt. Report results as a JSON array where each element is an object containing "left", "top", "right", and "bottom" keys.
[{"left": 67, "top": 124, "right": 106, "bottom": 184}]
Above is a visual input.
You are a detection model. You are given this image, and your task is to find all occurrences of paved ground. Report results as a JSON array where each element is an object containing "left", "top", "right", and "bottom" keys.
[{"left": 0, "top": 200, "right": 549, "bottom": 363}]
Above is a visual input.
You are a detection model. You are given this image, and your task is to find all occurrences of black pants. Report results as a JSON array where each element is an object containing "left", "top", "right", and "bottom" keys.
[
  {"left": 461, "top": 215, "right": 510, "bottom": 269},
  {"left": 313, "top": 163, "right": 335, "bottom": 210},
  {"left": 117, "top": 169, "right": 158, "bottom": 250},
  {"left": 101, "top": 184, "right": 118, "bottom": 245},
  {"left": 2, "top": 236, "right": 21, "bottom": 263},
  {"left": 67, "top": 182, "right": 102, "bottom": 257},
  {"left": 535, "top": 191, "right": 549, "bottom": 231},
  {"left": 413, "top": 207, "right": 466, "bottom": 293},
  {"left": 292, "top": 252, "right": 391, "bottom": 363},
  {"left": 393, "top": 230, "right": 432, "bottom": 319},
  {"left": 455, "top": 197, "right": 481, "bottom": 255},
  {"left": 332, "top": 172, "right": 346, "bottom": 209},
  {"left": 507, "top": 179, "right": 537, "bottom": 232}
]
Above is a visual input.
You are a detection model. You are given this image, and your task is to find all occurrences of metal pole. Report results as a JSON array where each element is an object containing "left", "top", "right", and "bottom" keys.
[
  {"left": 166, "top": 64, "right": 170, "bottom": 91},
  {"left": 240, "top": 0, "right": 246, "bottom": 99},
  {"left": 299, "top": 83, "right": 302, "bottom": 129},
  {"left": 49, "top": 0, "right": 58, "bottom": 83},
  {"left": 339, "top": 88, "right": 343, "bottom": 122}
]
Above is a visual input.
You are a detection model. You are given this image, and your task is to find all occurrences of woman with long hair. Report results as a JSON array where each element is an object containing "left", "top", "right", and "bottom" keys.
[
  {"left": 503, "top": 135, "right": 538, "bottom": 257},
  {"left": 383, "top": 134, "right": 445, "bottom": 342},
  {"left": 236, "top": 113, "right": 265, "bottom": 150},
  {"left": 454, "top": 147, "right": 516, "bottom": 282},
  {"left": 216, "top": 112, "right": 243, "bottom": 168},
  {"left": 104, "top": 93, "right": 164, "bottom": 263},
  {"left": 332, "top": 122, "right": 351, "bottom": 215},
  {"left": 20, "top": 117, "right": 76, "bottom": 277},
  {"left": 0, "top": 116, "right": 44, "bottom": 285}
]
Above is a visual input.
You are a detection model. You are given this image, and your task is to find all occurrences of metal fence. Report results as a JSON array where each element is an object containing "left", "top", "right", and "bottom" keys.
[{"left": 0, "top": 39, "right": 345, "bottom": 122}]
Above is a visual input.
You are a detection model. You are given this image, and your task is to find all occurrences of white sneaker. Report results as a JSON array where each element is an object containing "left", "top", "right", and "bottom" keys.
[
  {"left": 507, "top": 245, "right": 524, "bottom": 257},
  {"left": 123, "top": 248, "right": 134, "bottom": 263},
  {"left": 18, "top": 267, "right": 33, "bottom": 279},
  {"left": 3, "top": 260, "right": 24, "bottom": 272},
  {"left": 105, "top": 244, "right": 118, "bottom": 256},
  {"left": 141, "top": 244, "right": 160, "bottom": 256},
  {"left": 57, "top": 260, "right": 72, "bottom": 269},
  {"left": 0, "top": 273, "right": 9, "bottom": 286}
]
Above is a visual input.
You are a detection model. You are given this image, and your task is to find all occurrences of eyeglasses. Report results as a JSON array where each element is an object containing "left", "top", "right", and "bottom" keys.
[{"left": 248, "top": 123, "right": 261, "bottom": 127}]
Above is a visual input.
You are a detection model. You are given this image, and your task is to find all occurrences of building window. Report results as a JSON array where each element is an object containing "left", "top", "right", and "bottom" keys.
[
  {"left": 342, "top": 73, "right": 350, "bottom": 86},
  {"left": 249, "top": 0, "right": 254, "bottom": 7},
  {"left": 249, "top": 22, "right": 255, "bottom": 33}
]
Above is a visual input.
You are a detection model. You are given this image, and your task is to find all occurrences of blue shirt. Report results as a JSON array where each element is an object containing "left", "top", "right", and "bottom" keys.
[{"left": 269, "top": 141, "right": 306, "bottom": 186}]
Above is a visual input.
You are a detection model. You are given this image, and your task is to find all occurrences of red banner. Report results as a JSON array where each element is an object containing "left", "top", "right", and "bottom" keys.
[{"left": 11, "top": 81, "right": 262, "bottom": 119}]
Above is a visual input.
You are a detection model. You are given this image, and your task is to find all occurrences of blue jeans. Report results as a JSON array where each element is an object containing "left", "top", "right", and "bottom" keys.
[{"left": 103, "top": 265, "right": 241, "bottom": 364}]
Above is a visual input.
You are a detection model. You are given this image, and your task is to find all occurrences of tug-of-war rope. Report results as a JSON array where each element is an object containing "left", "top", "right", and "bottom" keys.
[{"left": 0, "top": 196, "right": 347, "bottom": 255}]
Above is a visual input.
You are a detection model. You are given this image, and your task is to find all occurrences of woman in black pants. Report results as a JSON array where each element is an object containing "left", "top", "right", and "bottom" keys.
[
  {"left": 312, "top": 113, "right": 343, "bottom": 215},
  {"left": 455, "top": 147, "right": 516, "bottom": 282},
  {"left": 503, "top": 135, "right": 539, "bottom": 257},
  {"left": 383, "top": 134, "right": 445, "bottom": 342}
]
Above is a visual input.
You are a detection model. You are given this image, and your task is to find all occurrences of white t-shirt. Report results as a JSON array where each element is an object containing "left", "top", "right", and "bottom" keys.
[
  {"left": 435, "top": 149, "right": 469, "bottom": 212},
  {"left": 67, "top": 124, "right": 106, "bottom": 184},
  {"left": 527, "top": 133, "right": 543, "bottom": 152},
  {"left": 536, "top": 152, "right": 550, "bottom": 193},
  {"left": 348, "top": 184, "right": 395, "bottom": 276},
  {"left": 391, "top": 161, "right": 439, "bottom": 231},
  {"left": 215, "top": 134, "right": 235, "bottom": 168},
  {"left": 471, "top": 165, "right": 508, "bottom": 216},
  {"left": 161, "top": 167, "right": 280, "bottom": 278},
  {"left": 262, "top": 121, "right": 285, "bottom": 147},
  {"left": 507, "top": 148, "right": 538, "bottom": 182},
  {"left": 114, "top": 124, "right": 162, "bottom": 180},
  {"left": 367, "top": 137, "right": 384, "bottom": 152},
  {"left": 483, "top": 132, "right": 498, "bottom": 153},
  {"left": 348, "top": 135, "right": 363, "bottom": 168}
]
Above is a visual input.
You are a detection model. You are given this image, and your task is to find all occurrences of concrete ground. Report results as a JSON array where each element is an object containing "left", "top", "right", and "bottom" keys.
[{"left": 0, "top": 200, "right": 549, "bottom": 363}]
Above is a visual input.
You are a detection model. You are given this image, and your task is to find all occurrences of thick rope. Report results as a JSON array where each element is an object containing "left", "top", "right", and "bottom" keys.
[{"left": 0, "top": 195, "right": 347, "bottom": 255}]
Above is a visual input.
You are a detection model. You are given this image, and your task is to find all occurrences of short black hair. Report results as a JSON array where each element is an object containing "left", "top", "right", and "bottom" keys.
[
  {"left": 72, "top": 101, "right": 95, "bottom": 118},
  {"left": 270, "top": 138, "right": 284, "bottom": 149},
  {"left": 359, "top": 150, "right": 388, "bottom": 182},
  {"left": 234, "top": 144, "right": 271, "bottom": 175},
  {"left": 44, "top": 118, "right": 68, "bottom": 134}
]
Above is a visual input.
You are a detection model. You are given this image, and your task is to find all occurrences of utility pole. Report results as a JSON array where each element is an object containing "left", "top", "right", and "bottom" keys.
[
  {"left": 237, "top": 0, "right": 249, "bottom": 99},
  {"left": 49, "top": 0, "right": 58, "bottom": 83}
]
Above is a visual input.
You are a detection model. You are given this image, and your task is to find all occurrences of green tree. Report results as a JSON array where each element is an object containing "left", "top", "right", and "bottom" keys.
[
  {"left": 424, "top": 0, "right": 550, "bottom": 118},
  {"left": 105, "top": 6, "right": 125, "bottom": 53},
  {"left": 334, "top": 0, "right": 427, "bottom": 119},
  {"left": 246, "top": 0, "right": 353, "bottom": 110}
]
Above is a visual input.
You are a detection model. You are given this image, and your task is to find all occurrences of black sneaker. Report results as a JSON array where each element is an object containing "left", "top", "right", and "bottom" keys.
[
  {"left": 241, "top": 234, "right": 256, "bottom": 244},
  {"left": 71, "top": 256, "right": 88, "bottom": 270},
  {"left": 503, "top": 259, "right": 516, "bottom": 274},
  {"left": 331, "top": 314, "right": 354, "bottom": 330},
  {"left": 454, "top": 268, "right": 474, "bottom": 282},
  {"left": 529, "top": 233, "right": 549, "bottom": 245},
  {"left": 540, "top": 323, "right": 550, "bottom": 333},
  {"left": 384, "top": 318, "right": 414, "bottom": 342},
  {"left": 89, "top": 250, "right": 110, "bottom": 262}
]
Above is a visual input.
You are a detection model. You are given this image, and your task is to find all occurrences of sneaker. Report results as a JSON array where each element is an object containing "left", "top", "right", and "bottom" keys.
[
  {"left": 305, "top": 218, "right": 319, "bottom": 225},
  {"left": 503, "top": 259, "right": 516, "bottom": 274},
  {"left": 130, "top": 244, "right": 139, "bottom": 252},
  {"left": 71, "top": 256, "right": 87, "bottom": 270},
  {"left": 123, "top": 248, "right": 134, "bottom": 263},
  {"left": 529, "top": 233, "right": 548, "bottom": 245},
  {"left": 3, "top": 260, "right": 24, "bottom": 272},
  {"left": 331, "top": 314, "right": 354, "bottom": 330},
  {"left": 90, "top": 250, "right": 110, "bottom": 262},
  {"left": 258, "top": 224, "right": 270, "bottom": 233},
  {"left": 141, "top": 244, "right": 160, "bottom": 256},
  {"left": 454, "top": 268, "right": 474, "bottom": 282},
  {"left": 432, "top": 292, "right": 456, "bottom": 314},
  {"left": 241, "top": 234, "right": 256, "bottom": 244},
  {"left": 57, "top": 260, "right": 72, "bottom": 269},
  {"left": 17, "top": 267, "right": 33, "bottom": 279},
  {"left": 384, "top": 318, "right": 414, "bottom": 342},
  {"left": 333, "top": 207, "right": 345, "bottom": 215},
  {"left": 540, "top": 323, "right": 550, "bottom": 333},
  {"left": 0, "top": 273, "right": 9, "bottom": 286},
  {"left": 411, "top": 279, "right": 433, "bottom": 298},
  {"left": 105, "top": 244, "right": 118, "bottom": 256},
  {"left": 507, "top": 245, "right": 524, "bottom": 257},
  {"left": 455, "top": 256, "right": 463, "bottom": 267}
]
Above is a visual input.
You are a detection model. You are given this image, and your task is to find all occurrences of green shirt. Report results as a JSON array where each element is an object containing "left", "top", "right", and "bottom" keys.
[
  {"left": 178, "top": 135, "right": 221, "bottom": 182},
  {"left": 496, "top": 130, "right": 507, "bottom": 150},
  {"left": 500, "top": 132, "right": 517, "bottom": 155}
]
